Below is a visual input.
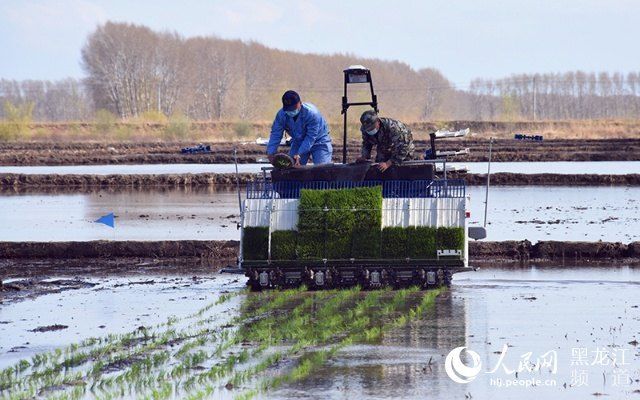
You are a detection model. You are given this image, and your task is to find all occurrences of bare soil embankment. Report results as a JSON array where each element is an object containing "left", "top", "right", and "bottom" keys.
[
  {"left": 1, "top": 240, "right": 638, "bottom": 279},
  {"left": 0, "top": 240, "right": 239, "bottom": 279},
  {"left": 0, "top": 172, "right": 250, "bottom": 187},
  {"left": 471, "top": 240, "right": 640, "bottom": 262},
  {"left": 1, "top": 172, "right": 639, "bottom": 188},
  {"left": 0, "top": 240, "right": 238, "bottom": 259},
  {"left": 462, "top": 173, "right": 640, "bottom": 186},
  {"left": 1, "top": 137, "right": 639, "bottom": 165}
]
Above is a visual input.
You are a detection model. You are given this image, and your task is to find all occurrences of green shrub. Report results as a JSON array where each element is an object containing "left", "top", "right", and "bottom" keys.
[
  {"left": 351, "top": 228, "right": 381, "bottom": 259},
  {"left": 243, "top": 227, "right": 269, "bottom": 260},
  {"left": 95, "top": 109, "right": 117, "bottom": 134},
  {"left": 0, "top": 101, "right": 33, "bottom": 141},
  {"left": 297, "top": 230, "right": 325, "bottom": 260},
  {"left": 381, "top": 227, "right": 407, "bottom": 259},
  {"left": 138, "top": 110, "right": 168, "bottom": 123},
  {"left": 113, "top": 125, "right": 134, "bottom": 140},
  {"left": 407, "top": 226, "right": 437, "bottom": 259},
  {"left": 436, "top": 227, "right": 465, "bottom": 250},
  {"left": 163, "top": 113, "right": 191, "bottom": 139},
  {"left": 271, "top": 230, "right": 297, "bottom": 260},
  {"left": 0, "top": 123, "right": 17, "bottom": 141},
  {"left": 233, "top": 121, "right": 252, "bottom": 137}
]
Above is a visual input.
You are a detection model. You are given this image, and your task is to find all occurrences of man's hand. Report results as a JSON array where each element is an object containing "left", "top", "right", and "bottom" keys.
[
  {"left": 355, "top": 157, "right": 370, "bottom": 164},
  {"left": 293, "top": 154, "right": 301, "bottom": 168},
  {"left": 377, "top": 160, "right": 392, "bottom": 172},
  {"left": 267, "top": 154, "right": 276, "bottom": 163}
]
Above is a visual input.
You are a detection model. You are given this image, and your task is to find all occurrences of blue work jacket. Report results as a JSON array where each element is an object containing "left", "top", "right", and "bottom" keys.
[{"left": 266, "top": 102, "right": 331, "bottom": 156}]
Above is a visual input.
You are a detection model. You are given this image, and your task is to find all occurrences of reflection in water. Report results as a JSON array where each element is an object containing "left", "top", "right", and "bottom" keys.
[
  {"left": 270, "top": 266, "right": 640, "bottom": 400},
  {"left": 0, "top": 186, "right": 242, "bottom": 241},
  {"left": 271, "top": 291, "right": 469, "bottom": 399},
  {"left": 0, "top": 283, "right": 450, "bottom": 399},
  {"left": 0, "top": 186, "right": 638, "bottom": 242},
  {"left": 0, "top": 267, "right": 639, "bottom": 399},
  {"left": 1, "top": 161, "right": 639, "bottom": 175}
]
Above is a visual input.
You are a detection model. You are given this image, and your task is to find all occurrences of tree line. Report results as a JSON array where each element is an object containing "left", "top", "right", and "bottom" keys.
[
  {"left": 0, "top": 79, "right": 93, "bottom": 122},
  {"left": 1, "top": 21, "right": 639, "bottom": 123}
]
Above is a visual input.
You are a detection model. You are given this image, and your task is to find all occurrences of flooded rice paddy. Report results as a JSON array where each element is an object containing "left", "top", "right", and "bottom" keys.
[
  {"left": 0, "top": 267, "right": 638, "bottom": 399},
  {"left": 0, "top": 186, "right": 637, "bottom": 242},
  {"left": 1, "top": 158, "right": 639, "bottom": 399},
  {"left": 0, "top": 161, "right": 639, "bottom": 175}
]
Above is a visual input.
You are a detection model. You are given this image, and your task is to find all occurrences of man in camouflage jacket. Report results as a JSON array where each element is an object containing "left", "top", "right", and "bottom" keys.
[{"left": 357, "top": 110, "right": 415, "bottom": 172}]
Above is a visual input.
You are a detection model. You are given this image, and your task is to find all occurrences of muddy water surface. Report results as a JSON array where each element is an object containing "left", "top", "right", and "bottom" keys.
[
  {"left": 1, "top": 161, "right": 639, "bottom": 175},
  {"left": 269, "top": 266, "right": 640, "bottom": 400},
  {"left": 0, "top": 186, "right": 637, "bottom": 242},
  {"left": 0, "top": 187, "right": 241, "bottom": 242},
  {"left": 0, "top": 274, "right": 245, "bottom": 369},
  {"left": 0, "top": 267, "right": 638, "bottom": 399}
]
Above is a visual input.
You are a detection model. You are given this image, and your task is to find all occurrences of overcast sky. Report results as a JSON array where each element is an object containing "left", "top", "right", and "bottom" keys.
[{"left": 1, "top": 0, "right": 639, "bottom": 85}]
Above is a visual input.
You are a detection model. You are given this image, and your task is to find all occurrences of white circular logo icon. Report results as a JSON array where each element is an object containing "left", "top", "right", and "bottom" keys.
[{"left": 445, "top": 346, "right": 482, "bottom": 384}]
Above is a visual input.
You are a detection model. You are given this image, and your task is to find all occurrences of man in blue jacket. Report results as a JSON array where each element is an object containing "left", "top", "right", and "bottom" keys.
[{"left": 267, "top": 90, "right": 333, "bottom": 166}]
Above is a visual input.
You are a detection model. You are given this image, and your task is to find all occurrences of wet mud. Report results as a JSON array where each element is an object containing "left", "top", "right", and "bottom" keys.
[
  {"left": 28, "top": 324, "right": 69, "bottom": 333},
  {"left": 1, "top": 138, "right": 639, "bottom": 166},
  {"left": 0, "top": 257, "right": 228, "bottom": 279},
  {"left": 2, "top": 172, "right": 639, "bottom": 188},
  {"left": 0, "top": 240, "right": 239, "bottom": 290},
  {"left": 1, "top": 278, "right": 97, "bottom": 305}
]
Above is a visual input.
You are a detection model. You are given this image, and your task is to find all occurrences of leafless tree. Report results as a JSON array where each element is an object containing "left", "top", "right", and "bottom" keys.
[{"left": 6, "top": 21, "right": 640, "bottom": 123}]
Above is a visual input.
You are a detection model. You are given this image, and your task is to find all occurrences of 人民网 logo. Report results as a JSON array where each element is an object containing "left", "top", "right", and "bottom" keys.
[{"left": 445, "top": 346, "right": 482, "bottom": 384}]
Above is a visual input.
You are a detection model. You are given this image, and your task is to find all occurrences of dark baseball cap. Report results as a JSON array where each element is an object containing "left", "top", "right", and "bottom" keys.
[
  {"left": 360, "top": 110, "right": 378, "bottom": 130},
  {"left": 282, "top": 90, "right": 301, "bottom": 111}
]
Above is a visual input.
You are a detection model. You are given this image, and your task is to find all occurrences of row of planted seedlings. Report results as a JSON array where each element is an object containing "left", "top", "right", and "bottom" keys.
[
  {"left": 2, "top": 285, "right": 445, "bottom": 400},
  {"left": 229, "top": 286, "right": 446, "bottom": 399},
  {"left": 0, "top": 290, "right": 246, "bottom": 400},
  {"left": 243, "top": 186, "right": 465, "bottom": 261},
  {"left": 0, "top": 286, "right": 320, "bottom": 400},
  {"left": 78, "top": 288, "right": 303, "bottom": 400},
  {"left": 177, "top": 286, "right": 445, "bottom": 400},
  {"left": 82, "top": 287, "right": 320, "bottom": 400}
]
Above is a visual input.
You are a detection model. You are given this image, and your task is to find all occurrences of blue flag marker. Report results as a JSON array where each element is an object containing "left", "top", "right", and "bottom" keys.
[{"left": 95, "top": 213, "right": 115, "bottom": 228}]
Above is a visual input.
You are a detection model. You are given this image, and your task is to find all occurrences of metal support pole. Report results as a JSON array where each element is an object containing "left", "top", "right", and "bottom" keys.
[
  {"left": 267, "top": 203, "right": 274, "bottom": 263},
  {"left": 342, "top": 75, "right": 348, "bottom": 165},
  {"left": 443, "top": 159, "right": 447, "bottom": 197},
  {"left": 234, "top": 147, "right": 242, "bottom": 213},
  {"left": 483, "top": 137, "right": 493, "bottom": 227},
  {"left": 234, "top": 146, "right": 244, "bottom": 268},
  {"left": 342, "top": 111, "right": 348, "bottom": 164}
]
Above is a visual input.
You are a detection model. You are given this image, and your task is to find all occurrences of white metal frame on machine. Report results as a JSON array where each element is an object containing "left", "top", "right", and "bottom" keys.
[{"left": 241, "top": 196, "right": 468, "bottom": 266}]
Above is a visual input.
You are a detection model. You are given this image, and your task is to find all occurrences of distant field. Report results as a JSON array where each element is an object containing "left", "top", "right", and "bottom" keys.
[
  {"left": 1, "top": 137, "right": 639, "bottom": 165},
  {"left": 0, "top": 119, "right": 638, "bottom": 143}
]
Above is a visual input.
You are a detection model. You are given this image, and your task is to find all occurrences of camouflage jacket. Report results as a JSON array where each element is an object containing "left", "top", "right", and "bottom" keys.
[{"left": 360, "top": 117, "right": 415, "bottom": 164}]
